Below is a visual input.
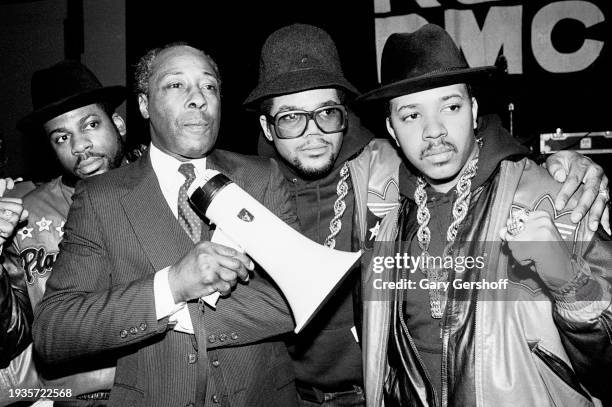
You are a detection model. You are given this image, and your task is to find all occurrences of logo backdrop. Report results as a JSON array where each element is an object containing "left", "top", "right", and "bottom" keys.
[{"left": 372, "top": 0, "right": 610, "bottom": 143}]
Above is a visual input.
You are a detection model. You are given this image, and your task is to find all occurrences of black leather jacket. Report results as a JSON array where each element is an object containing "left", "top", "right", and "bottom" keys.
[
  {"left": 384, "top": 164, "right": 612, "bottom": 406},
  {"left": 0, "top": 261, "right": 32, "bottom": 368}
]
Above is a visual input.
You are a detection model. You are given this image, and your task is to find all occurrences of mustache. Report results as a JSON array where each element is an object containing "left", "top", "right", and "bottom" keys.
[
  {"left": 73, "top": 152, "right": 107, "bottom": 171},
  {"left": 298, "top": 138, "right": 333, "bottom": 150},
  {"left": 420, "top": 140, "right": 457, "bottom": 159}
]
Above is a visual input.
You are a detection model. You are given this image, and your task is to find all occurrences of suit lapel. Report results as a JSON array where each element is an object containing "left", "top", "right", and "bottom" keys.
[
  {"left": 121, "top": 151, "right": 235, "bottom": 337},
  {"left": 121, "top": 153, "right": 193, "bottom": 272}
]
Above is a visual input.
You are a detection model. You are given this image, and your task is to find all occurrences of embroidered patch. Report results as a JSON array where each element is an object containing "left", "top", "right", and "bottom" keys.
[
  {"left": 55, "top": 220, "right": 65, "bottom": 237},
  {"left": 367, "top": 178, "right": 399, "bottom": 218},
  {"left": 507, "top": 194, "right": 580, "bottom": 294},
  {"left": 369, "top": 221, "right": 381, "bottom": 241},
  {"left": 510, "top": 195, "right": 579, "bottom": 242},
  {"left": 19, "top": 247, "right": 59, "bottom": 285},
  {"left": 17, "top": 226, "right": 34, "bottom": 241},
  {"left": 363, "top": 209, "right": 383, "bottom": 250},
  {"left": 35, "top": 217, "right": 53, "bottom": 232}
]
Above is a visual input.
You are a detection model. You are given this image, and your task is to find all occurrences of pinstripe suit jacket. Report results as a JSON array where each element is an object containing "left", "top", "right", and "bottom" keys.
[{"left": 32, "top": 149, "right": 299, "bottom": 407}]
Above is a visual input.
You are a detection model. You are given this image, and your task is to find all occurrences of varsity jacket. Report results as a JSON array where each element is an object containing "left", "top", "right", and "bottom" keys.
[
  {"left": 1, "top": 177, "right": 115, "bottom": 406},
  {"left": 361, "top": 117, "right": 612, "bottom": 407}
]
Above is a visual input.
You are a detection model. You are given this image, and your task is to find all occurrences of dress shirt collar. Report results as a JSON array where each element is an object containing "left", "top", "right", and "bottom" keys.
[{"left": 149, "top": 142, "right": 207, "bottom": 217}]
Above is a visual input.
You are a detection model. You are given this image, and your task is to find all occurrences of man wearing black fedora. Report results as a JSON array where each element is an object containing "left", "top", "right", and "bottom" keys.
[
  {"left": 357, "top": 24, "right": 612, "bottom": 406},
  {"left": 1, "top": 60, "right": 133, "bottom": 405},
  {"left": 244, "top": 23, "right": 609, "bottom": 407}
]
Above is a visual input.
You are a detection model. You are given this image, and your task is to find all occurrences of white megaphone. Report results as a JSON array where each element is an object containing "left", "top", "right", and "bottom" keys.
[{"left": 188, "top": 170, "right": 361, "bottom": 333}]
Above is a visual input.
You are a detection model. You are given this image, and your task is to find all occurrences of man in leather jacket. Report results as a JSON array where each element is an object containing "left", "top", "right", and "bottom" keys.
[
  {"left": 0, "top": 177, "right": 30, "bottom": 368},
  {"left": 356, "top": 24, "right": 611, "bottom": 407},
  {"left": 247, "top": 23, "right": 611, "bottom": 407}
]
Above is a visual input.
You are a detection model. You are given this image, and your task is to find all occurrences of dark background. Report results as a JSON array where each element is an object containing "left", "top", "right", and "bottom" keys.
[
  {"left": 124, "top": 0, "right": 379, "bottom": 155},
  {"left": 1, "top": 0, "right": 610, "bottom": 181}
]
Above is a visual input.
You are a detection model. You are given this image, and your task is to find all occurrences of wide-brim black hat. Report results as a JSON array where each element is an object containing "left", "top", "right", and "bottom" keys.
[
  {"left": 244, "top": 24, "right": 359, "bottom": 109},
  {"left": 17, "top": 60, "right": 126, "bottom": 133},
  {"left": 357, "top": 24, "right": 496, "bottom": 104}
]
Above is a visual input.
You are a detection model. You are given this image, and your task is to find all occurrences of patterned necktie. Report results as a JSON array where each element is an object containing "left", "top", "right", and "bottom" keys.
[{"left": 178, "top": 163, "right": 202, "bottom": 243}]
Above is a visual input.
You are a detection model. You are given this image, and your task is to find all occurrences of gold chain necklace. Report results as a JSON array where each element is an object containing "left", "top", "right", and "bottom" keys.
[
  {"left": 324, "top": 162, "right": 350, "bottom": 249},
  {"left": 414, "top": 156, "right": 479, "bottom": 318}
]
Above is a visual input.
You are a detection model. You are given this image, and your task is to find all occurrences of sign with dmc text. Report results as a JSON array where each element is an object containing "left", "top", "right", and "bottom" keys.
[
  {"left": 373, "top": 0, "right": 607, "bottom": 77},
  {"left": 372, "top": 0, "right": 610, "bottom": 141}
]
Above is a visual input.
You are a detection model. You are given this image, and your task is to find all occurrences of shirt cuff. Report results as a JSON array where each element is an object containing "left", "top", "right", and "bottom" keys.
[
  {"left": 153, "top": 267, "right": 186, "bottom": 318},
  {"left": 153, "top": 268, "right": 195, "bottom": 334}
]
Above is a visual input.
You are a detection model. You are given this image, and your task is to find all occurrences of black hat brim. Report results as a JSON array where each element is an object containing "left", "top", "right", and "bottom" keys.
[
  {"left": 356, "top": 66, "right": 496, "bottom": 104},
  {"left": 17, "top": 86, "right": 127, "bottom": 134},
  {"left": 243, "top": 68, "right": 359, "bottom": 109}
]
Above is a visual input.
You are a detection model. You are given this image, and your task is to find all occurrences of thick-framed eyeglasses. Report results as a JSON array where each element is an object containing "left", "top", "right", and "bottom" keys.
[{"left": 267, "top": 104, "right": 348, "bottom": 139}]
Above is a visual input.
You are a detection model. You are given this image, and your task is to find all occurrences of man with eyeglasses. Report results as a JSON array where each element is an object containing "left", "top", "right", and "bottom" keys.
[
  {"left": 244, "top": 24, "right": 380, "bottom": 406},
  {"left": 245, "top": 24, "right": 610, "bottom": 407}
]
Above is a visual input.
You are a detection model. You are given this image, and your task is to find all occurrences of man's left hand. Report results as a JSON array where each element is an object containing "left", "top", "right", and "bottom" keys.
[
  {"left": 545, "top": 151, "right": 609, "bottom": 233},
  {"left": 500, "top": 210, "right": 575, "bottom": 291}
]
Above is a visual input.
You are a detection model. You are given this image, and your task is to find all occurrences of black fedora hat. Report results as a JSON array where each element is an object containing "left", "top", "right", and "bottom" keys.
[
  {"left": 244, "top": 24, "right": 359, "bottom": 108},
  {"left": 357, "top": 24, "right": 496, "bottom": 103},
  {"left": 17, "top": 60, "right": 126, "bottom": 133}
]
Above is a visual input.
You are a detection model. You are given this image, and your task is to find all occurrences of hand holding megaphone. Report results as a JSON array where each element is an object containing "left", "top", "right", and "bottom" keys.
[
  {"left": 188, "top": 170, "right": 361, "bottom": 333},
  {"left": 166, "top": 240, "right": 254, "bottom": 303}
]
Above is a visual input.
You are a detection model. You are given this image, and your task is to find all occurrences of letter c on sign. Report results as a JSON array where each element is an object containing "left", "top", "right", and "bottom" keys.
[{"left": 532, "top": 1, "right": 604, "bottom": 73}]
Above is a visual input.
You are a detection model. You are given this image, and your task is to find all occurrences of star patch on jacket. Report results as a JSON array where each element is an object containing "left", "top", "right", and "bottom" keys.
[{"left": 363, "top": 209, "right": 382, "bottom": 250}]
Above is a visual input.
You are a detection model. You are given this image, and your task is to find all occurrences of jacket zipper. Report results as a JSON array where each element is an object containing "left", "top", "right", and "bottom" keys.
[
  {"left": 440, "top": 262, "right": 454, "bottom": 407},
  {"left": 397, "top": 261, "right": 439, "bottom": 406}
]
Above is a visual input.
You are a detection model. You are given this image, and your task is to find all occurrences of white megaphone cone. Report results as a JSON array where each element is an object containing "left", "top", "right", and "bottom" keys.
[{"left": 188, "top": 170, "right": 361, "bottom": 333}]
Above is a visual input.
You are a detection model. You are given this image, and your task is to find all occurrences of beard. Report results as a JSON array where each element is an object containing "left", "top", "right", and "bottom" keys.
[
  {"left": 72, "top": 130, "right": 125, "bottom": 178},
  {"left": 109, "top": 131, "right": 125, "bottom": 169},
  {"left": 290, "top": 152, "right": 337, "bottom": 180}
]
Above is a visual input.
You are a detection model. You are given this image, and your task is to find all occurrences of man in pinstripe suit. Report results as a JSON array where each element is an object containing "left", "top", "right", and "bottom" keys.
[{"left": 33, "top": 43, "right": 299, "bottom": 407}]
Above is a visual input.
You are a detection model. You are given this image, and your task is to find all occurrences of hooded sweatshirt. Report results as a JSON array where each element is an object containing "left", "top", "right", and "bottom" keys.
[
  {"left": 258, "top": 110, "right": 374, "bottom": 391},
  {"left": 397, "top": 115, "right": 528, "bottom": 403}
]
